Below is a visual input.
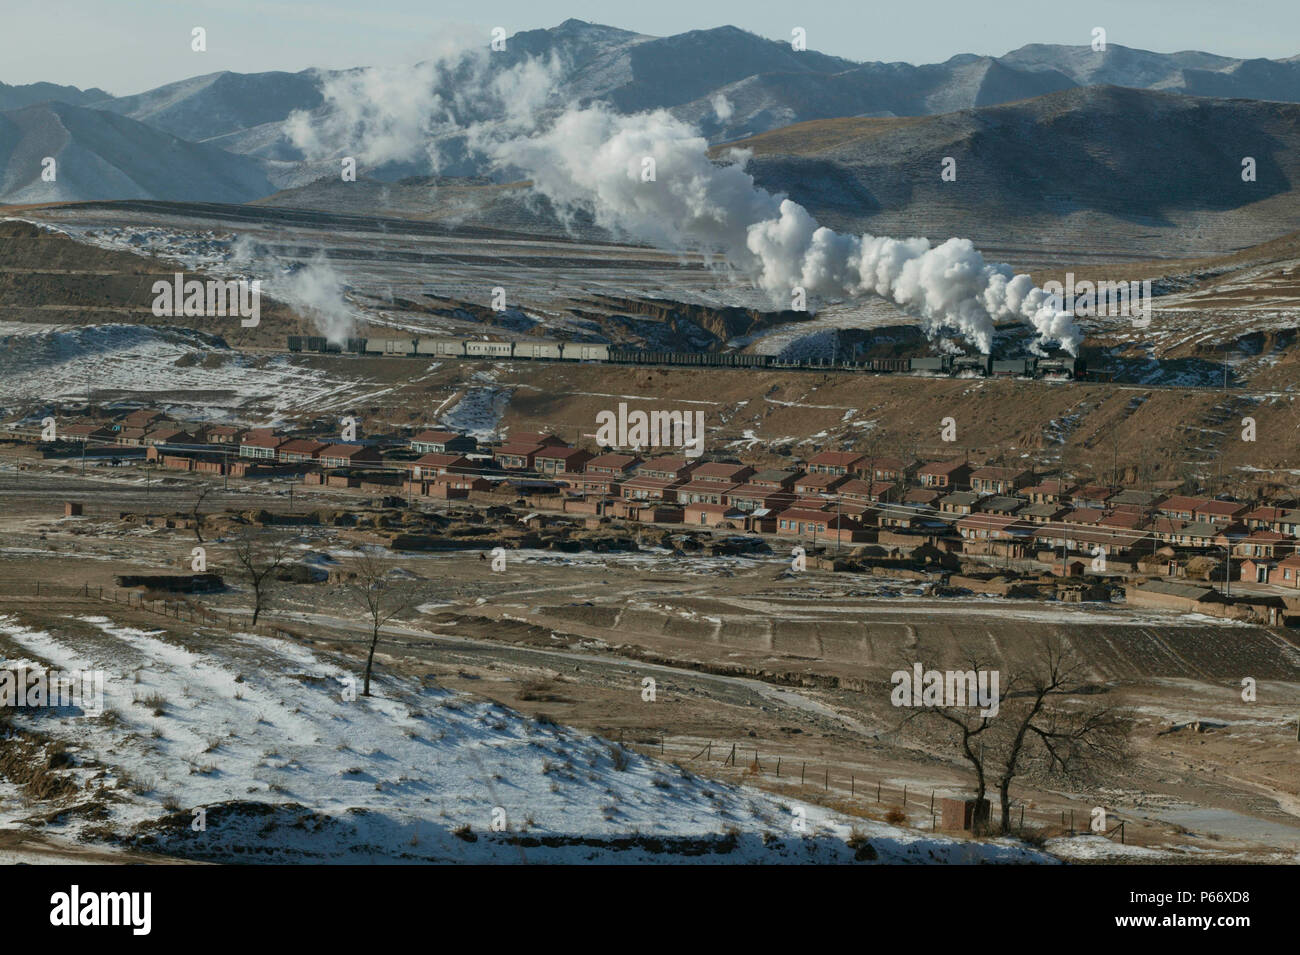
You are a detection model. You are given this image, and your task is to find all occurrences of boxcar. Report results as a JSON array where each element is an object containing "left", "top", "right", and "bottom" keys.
[
  {"left": 415, "top": 338, "right": 465, "bottom": 357},
  {"left": 514, "top": 341, "right": 564, "bottom": 360},
  {"left": 465, "top": 341, "right": 514, "bottom": 358},
  {"left": 571, "top": 344, "right": 610, "bottom": 361}
]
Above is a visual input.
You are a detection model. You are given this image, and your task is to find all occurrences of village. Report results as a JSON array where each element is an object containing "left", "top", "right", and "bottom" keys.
[{"left": 7, "top": 404, "right": 1300, "bottom": 628}]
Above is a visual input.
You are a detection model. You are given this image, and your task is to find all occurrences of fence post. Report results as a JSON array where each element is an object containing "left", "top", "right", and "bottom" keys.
[
  {"left": 823, "top": 767, "right": 828, "bottom": 790},
  {"left": 801, "top": 762, "right": 806, "bottom": 785},
  {"left": 776, "top": 757, "right": 780, "bottom": 777},
  {"left": 851, "top": 775, "right": 854, "bottom": 796},
  {"left": 877, "top": 782, "right": 881, "bottom": 802},
  {"left": 903, "top": 785, "right": 908, "bottom": 806}
]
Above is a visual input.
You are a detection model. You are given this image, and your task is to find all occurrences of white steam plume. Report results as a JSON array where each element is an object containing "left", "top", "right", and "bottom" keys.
[
  {"left": 283, "top": 44, "right": 1082, "bottom": 355},
  {"left": 231, "top": 237, "right": 361, "bottom": 343},
  {"left": 490, "top": 105, "right": 1081, "bottom": 355}
]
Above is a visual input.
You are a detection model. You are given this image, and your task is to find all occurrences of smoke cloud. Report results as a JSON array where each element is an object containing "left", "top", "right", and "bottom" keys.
[
  {"left": 285, "top": 43, "right": 1083, "bottom": 355},
  {"left": 490, "top": 104, "right": 1082, "bottom": 355}
]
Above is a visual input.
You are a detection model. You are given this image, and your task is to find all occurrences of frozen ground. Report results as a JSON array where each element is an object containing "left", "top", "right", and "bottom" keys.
[
  {"left": 0, "top": 322, "right": 392, "bottom": 421},
  {"left": 0, "top": 611, "right": 1050, "bottom": 863}
]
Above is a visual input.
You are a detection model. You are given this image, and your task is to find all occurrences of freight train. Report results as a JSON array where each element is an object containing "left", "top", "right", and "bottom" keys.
[{"left": 285, "top": 335, "right": 1086, "bottom": 379}]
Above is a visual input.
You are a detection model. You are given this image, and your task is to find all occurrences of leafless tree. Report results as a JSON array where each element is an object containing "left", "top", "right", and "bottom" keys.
[
  {"left": 229, "top": 529, "right": 291, "bottom": 626},
  {"left": 191, "top": 485, "right": 214, "bottom": 543},
  {"left": 900, "top": 639, "right": 1131, "bottom": 836},
  {"left": 341, "top": 547, "right": 425, "bottom": 697}
]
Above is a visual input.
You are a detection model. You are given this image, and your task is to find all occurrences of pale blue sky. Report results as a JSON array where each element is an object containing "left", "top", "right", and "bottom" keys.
[{"left": 5, "top": 0, "right": 1298, "bottom": 96}]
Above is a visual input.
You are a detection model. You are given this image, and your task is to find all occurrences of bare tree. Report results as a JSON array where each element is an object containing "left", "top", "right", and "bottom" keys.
[
  {"left": 230, "top": 529, "right": 291, "bottom": 626},
  {"left": 988, "top": 641, "right": 1130, "bottom": 833},
  {"left": 342, "top": 547, "right": 424, "bottom": 697},
  {"left": 900, "top": 639, "right": 1130, "bottom": 836},
  {"left": 191, "top": 485, "right": 214, "bottom": 543}
]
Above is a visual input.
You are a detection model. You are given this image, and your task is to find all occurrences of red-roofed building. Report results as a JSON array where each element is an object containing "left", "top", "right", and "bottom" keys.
[
  {"left": 534, "top": 446, "right": 593, "bottom": 475},
  {"left": 1195, "top": 500, "right": 1250, "bottom": 525},
  {"left": 278, "top": 439, "right": 330, "bottom": 464},
  {"left": 408, "top": 453, "right": 473, "bottom": 478},
  {"left": 690, "top": 462, "right": 754, "bottom": 484},
  {"left": 585, "top": 453, "right": 642, "bottom": 476},
  {"left": 239, "top": 429, "right": 285, "bottom": 460},
  {"left": 917, "top": 458, "right": 972, "bottom": 490},
  {"left": 805, "top": 451, "right": 866, "bottom": 476},
  {"left": 410, "top": 430, "right": 476, "bottom": 454},
  {"left": 493, "top": 443, "right": 544, "bottom": 470},
  {"left": 969, "top": 466, "right": 1033, "bottom": 495},
  {"left": 318, "top": 444, "right": 382, "bottom": 468}
]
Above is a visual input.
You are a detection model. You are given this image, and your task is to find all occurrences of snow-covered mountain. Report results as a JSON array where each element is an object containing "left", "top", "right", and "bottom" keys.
[
  {"left": 0, "top": 102, "right": 273, "bottom": 203},
  {"left": 2, "top": 20, "right": 1300, "bottom": 205}
]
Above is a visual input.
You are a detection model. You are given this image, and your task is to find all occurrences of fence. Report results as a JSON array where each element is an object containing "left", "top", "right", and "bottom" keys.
[
  {"left": 0, "top": 580, "right": 302, "bottom": 641},
  {"left": 617, "top": 730, "right": 1140, "bottom": 844}
]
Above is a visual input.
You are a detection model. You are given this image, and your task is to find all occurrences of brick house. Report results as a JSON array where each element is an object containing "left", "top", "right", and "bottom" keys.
[
  {"left": 916, "top": 458, "right": 972, "bottom": 490},
  {"left": 969, "top": 466, "right": 1032, "bottom": 495},
  {"left": 239, "top": 429, "right": 285, "bottom": 460},
  {"left": 805, "top": 451, "right": 866, "bottom": 476},
  {"left": 409, "top": 453, "right": 473, "bottom": 478},
  {"left": 493, "top": 443, "right": 543, "bottom": 470},
  {"left": 534, "top": 446, "right": 593, "bottom": 476},
  {"left": 278, "top": 439, "right": 330, "bottom": 464},
  {"left": 318, "top": 444, "right": 382, "bottom": 468},
  {"left": 410, "top": 430, "right": 477, "bottom": 454}
]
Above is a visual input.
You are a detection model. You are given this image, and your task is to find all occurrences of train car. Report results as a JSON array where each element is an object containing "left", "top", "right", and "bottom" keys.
[
  {"left": 606, "top": 347, "right": 641, "bottom": 364},
  {"left": 288, "top": 335, "right": 304, "bottom": 352},
  {"left": 465, "top": 340, "right": 514, "bottom": 358},
  {"left": 366, "top": 338, "right": 417, "bottom": 356},
  {"left": 570, "top": 344, "right": 610, "bottom": 362},
  {"left": 863, "top": 357, "right": 911, "bottom": 373},
  {"left": 910, "top": 356, "right": 951, "bottom": 375},
  {"left": 345, "top": 337, "right": 368, "bottom": 354},
  {"left": 991, "top": 359, "right": 1031, "bottom": 378},
  {"left": 513, "top": 341, "right": 565, "bottom": 360},
  {"left": 415, "top": 338, "right": 465, "bottom": 357},
  {"left": 1034, "top": 355, "right": 1086, "bottom": 379},
  {"left": 954, "top": 355, "right": 992, "bottom": 376}
]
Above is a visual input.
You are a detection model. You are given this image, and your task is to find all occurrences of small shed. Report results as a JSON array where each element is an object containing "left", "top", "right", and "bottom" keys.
[
  {"left": 940, "top": 796, "right": 991, "bottom": 831},
  {"left": 64, "top": 501, "right": 83, "bottom": 517}
]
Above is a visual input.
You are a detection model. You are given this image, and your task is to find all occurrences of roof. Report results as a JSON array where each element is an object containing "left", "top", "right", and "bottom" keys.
[
  {"left": 534, "top": 445, "right": 591, "bottom": 460},
  {"left": 1022, "top": 480, "right": 1075, "bottom": 496},
  {"left": 916, "top": 458, "right": 968, "bottom": 476},
  {"left": 1159, "top": 495, "right": 1211, "bottom": 512},
  {"left": 1133, "top": 580, "right": 1218, "bottom": 602},
  {"left": 1021, "top": 502, "right": 1066, "bottom": 518},
  {"left": 318, "top": 444, "right": 374, "bottom": 459},
  {"left": 494, "top": 443, "right": 544, "bottom": 457},
  {"left": 1109, "top": 489, "right": 1163, "bottom": 506},
  {"left": 977, "top": 496, "right": 1024, "bottom": 512},
  {"left": 939, "top": 491, "right": 981, "bottom": 506},
  {"left": 1196, "top": 500, "right": 1248, "bottom": 516},
  {"left": 638, "top": 455, "right": 693, "bottom": 472},
  {"left": 278, "top": 439, "right": 329, "bottom": 455},
  {"left": 411, "top": 429, "right": 466, "bottom": 443},
  {"left": 750, "top": 468, "right": 798, "bottom": 484},
  {"left": 806, "top": 451, "right": 865, "bottom": 468},
  {"left": 586, "top": 453, "right": 641, "bottom": 470},
  {"left": 794, "top": 472, "right": 846, "bottom": 488},
  {"left": 970, "top": 466, "right": 1030, "bottom": 480},
  {"left": 691, "top": 462, "right": 751, "bottom": 480},
  {"left": 240, "top": 430, "right": 283, "bottom": 448},
  {"left": 413, "top": 452, "right": 470, "bottom": 468}
]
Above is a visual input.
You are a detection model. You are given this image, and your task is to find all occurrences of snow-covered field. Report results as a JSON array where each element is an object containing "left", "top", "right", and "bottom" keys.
[
  {"left": 0, "top": 613, "right": 1050, "bottom": 863},
  {"left": 0, "top": 323, "right": 391, "bottom": 421}
]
